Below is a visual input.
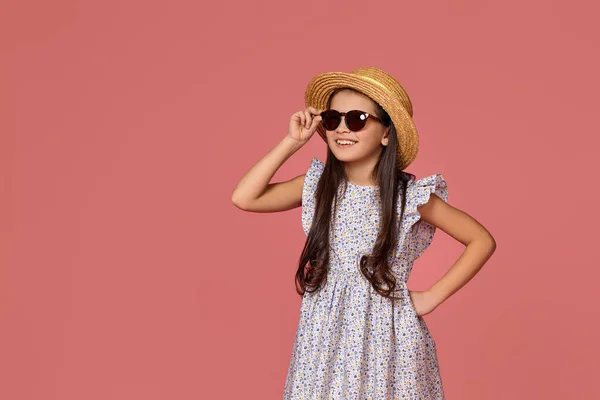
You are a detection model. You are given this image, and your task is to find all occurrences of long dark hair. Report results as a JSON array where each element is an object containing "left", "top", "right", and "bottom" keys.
[{"left": 295, "top": 88, "right": 416, "bottom": 300}]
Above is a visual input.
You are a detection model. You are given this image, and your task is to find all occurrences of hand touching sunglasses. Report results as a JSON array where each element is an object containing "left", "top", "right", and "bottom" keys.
[{"left": 320, "top": 109, "right": 383, "bottom": 132}]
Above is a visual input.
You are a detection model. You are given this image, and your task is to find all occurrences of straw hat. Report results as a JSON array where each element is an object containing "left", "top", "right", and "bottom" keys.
[{"left": 304, "top": 66, "right": 419, "bottom": 170}]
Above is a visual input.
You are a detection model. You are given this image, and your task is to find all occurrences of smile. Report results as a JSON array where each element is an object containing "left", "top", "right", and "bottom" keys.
[{"left": 336, "top": 140, "right": 357, "bottom": 146}]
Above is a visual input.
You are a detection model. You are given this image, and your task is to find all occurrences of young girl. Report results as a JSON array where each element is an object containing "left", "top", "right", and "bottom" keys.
[{"left": 232, "top": 67, "right": 496, "bottom": 399}]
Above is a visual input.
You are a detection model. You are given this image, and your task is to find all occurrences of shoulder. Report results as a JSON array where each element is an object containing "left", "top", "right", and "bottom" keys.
[
  {"left": 397, "top": 173, "right": 448, "bottom": 218},
  {"left": 302, "top": 157, "right": 325, "bottom": 201},
  {"left": 303, "top": 157, "right": 325, "bottom": 186},
  {"left": 307, "top": 157, "right": 325, "bottom": 174},
  {"left": 409, "top": 173, "right": 447, "bottom": 190},
  {"left": 407, "top": 173, "right": 448, "bottom": 202}
]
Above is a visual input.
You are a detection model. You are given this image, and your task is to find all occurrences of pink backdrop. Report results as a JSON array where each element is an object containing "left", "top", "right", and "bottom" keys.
[{"left": 2, "top": 0, "right": 599, "bottom": 398}]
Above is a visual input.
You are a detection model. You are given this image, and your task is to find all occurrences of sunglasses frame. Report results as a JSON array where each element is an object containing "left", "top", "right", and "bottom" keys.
[{"left": 320, "top": 109, "right": 383, "bottom": 132}]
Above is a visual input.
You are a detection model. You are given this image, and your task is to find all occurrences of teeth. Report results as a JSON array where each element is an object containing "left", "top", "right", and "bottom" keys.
[{"left": 337, "top": 140, "right": 356, "bottom": 145}]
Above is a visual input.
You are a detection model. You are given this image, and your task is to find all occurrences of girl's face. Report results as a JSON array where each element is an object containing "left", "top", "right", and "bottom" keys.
[{"left": 326, "top": 90, "right": 390, "bottom": 164}]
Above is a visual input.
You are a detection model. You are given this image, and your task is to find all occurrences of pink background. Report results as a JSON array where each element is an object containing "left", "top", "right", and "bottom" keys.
[{"left": 2, "top": 0, "right": 599, "bottom": 398}]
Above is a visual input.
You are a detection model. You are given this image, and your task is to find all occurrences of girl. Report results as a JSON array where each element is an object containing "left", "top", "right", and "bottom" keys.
[{"left": 232, "top": 67, "right": 496, "bottom": 399}]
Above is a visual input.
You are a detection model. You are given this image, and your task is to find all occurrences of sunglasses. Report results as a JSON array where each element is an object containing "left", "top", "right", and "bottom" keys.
[{"left": 320, "top": 109, "right": 383, "bottom": 132}]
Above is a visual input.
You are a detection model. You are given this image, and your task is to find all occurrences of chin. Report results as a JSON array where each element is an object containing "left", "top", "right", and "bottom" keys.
[{"left": 330, "top": 149, "right": 364, "bottom": 163}]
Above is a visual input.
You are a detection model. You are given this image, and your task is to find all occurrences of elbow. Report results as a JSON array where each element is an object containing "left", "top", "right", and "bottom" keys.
[
  {"left": 483, "top": 234, "right": 497, "bottom": 256},
  {"left": 486, "top": 231, "right": 497, "bottom": 250},
  {"left": 231, "top": 191, "right": 247, "bottom": 210},
  {"left": 467, "top": 233, "right": 496, "bottom": 257}
]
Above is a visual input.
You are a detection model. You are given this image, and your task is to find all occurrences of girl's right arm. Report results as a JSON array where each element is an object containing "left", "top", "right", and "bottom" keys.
[{"left": 231, "top": 107, "right": 323, "bottom": 213}]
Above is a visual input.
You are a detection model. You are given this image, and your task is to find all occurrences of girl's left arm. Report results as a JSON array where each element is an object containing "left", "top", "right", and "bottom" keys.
[{"left": 417, "top": 194, "right": 497, "bottom": 307}]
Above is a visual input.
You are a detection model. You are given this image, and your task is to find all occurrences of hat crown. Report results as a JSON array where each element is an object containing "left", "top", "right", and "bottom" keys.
[{"left": 351, "top": 67, "right": 414, "bottom": 117}]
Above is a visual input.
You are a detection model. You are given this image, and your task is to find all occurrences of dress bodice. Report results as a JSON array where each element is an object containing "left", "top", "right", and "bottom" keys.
[{"left": 301, "top": 157, "right": 448, "bottom": 283}]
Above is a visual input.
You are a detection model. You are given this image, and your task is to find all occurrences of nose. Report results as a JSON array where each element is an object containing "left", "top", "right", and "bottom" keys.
[{"left": 335, "top": 116, "right": 349, "bottom": 133}]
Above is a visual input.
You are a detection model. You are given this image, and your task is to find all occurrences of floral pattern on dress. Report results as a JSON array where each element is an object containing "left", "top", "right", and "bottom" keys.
[{"left": 284, "top": 157, "right": 449, "bottom": 400}]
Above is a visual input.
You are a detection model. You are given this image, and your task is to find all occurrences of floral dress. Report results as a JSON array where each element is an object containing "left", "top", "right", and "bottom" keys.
[{"left": 283, "top": 157, "right": 449, "bottom": 400}]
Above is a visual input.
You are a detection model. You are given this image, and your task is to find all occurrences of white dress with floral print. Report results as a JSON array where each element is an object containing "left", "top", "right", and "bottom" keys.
[{"left": 283, "top": 157, "right": 448, "bottom": 400}]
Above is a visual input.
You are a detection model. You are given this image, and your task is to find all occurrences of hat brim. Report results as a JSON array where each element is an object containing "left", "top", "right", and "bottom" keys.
[{"left": 304, "top": 71, "right": 419, "bottom": 170}]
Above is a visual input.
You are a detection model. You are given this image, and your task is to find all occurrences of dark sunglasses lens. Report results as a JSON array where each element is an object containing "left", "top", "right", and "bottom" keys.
[
  {"left": 322, "top": 110, "right": 341, "bottom": 130},
  {"left": 346, "top": 110, "right": 368, "bottom": 131}
]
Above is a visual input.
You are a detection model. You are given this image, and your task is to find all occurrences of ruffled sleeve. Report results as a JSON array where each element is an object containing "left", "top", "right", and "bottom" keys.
[
  {"left": 301, "top": 157, "right": 325, "bottom": 235},
  {"left": 399, "top": 174, "right": 448, "bottom": 260}
]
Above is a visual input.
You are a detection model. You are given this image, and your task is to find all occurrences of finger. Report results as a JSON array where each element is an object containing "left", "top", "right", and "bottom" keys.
[
  {"left": 310, "top": 115, "right": 321, "bottom": 128},
  {"left": 304, "top": 110, "right": 311, "bottom": 129},
  {"left": 307, "top": 107, "right": 323, "bottom": 116},
  {"left": 298, "top": 112, "right": 306, "bottom": 127}
]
